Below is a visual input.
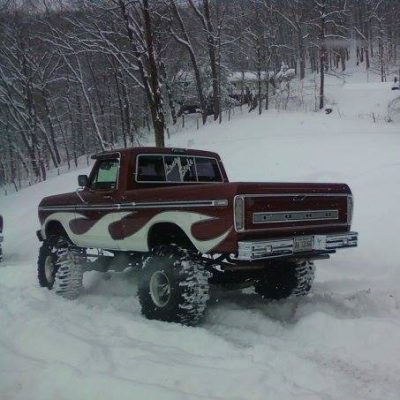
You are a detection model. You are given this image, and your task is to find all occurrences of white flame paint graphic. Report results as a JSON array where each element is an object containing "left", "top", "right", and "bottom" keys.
[{"left": 42, "top": 211, "right": 231, "bottom": 253}]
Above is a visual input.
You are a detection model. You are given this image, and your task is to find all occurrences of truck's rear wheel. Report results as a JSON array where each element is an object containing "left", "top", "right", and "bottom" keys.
[
  {"left": 255, "top": 260, "right": 315, "bottom": 300},
  {"left": 291, "top": 259, "right": 315, "bottom": 297},
  {"left": 138, "top": 246, "right": 210, "bottom": 325},
  {"left": 37, "top": 237, "right": 84, "bottom": 299}
]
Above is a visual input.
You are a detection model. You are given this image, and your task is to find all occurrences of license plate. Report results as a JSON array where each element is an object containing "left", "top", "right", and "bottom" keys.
[{"left": 294, "top": 237, "right": 313, "bottom": 252}]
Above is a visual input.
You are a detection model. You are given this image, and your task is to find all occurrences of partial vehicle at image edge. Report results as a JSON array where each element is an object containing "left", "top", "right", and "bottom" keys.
[
  {"left": 0, "top": 215, "right": 3, "bottom": 262},
  {"left": 36, "top": 147, "right": 358, "bottom": 325}
]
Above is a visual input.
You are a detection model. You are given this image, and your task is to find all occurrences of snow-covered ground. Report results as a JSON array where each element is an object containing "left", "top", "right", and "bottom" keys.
[{"left": 1, "top": 74, "right": 400, "bottom": 400}]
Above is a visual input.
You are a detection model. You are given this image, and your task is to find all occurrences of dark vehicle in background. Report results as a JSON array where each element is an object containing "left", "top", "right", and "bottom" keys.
[
  {"left": 177, "top": 102, "right": 214, "bottom": 117},
  {"left": 0, "top": 215, "right": 3, "bottom": 261}
]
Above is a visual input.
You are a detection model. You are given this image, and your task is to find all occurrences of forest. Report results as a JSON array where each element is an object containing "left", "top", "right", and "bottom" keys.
[{"left": 0, "top": 0, "right": 399, "bottom": 189}]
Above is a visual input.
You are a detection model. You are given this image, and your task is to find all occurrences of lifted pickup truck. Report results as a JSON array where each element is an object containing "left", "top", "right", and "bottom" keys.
[{"left": 37, "top": 147, "right": 358, "bottom": 325}]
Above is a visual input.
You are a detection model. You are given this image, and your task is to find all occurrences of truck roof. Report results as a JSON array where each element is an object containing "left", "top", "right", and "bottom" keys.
[{"left": 91, "top": 147, "right": 221, "bottom": 160}]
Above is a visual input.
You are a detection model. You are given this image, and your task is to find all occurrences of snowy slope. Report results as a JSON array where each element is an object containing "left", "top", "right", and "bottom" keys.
[
  {"left": 1, "top": 80, "right": 400, "bottom": 400},
  {"left": 328, "top": 81, "right": 399, "bottom": 122}
]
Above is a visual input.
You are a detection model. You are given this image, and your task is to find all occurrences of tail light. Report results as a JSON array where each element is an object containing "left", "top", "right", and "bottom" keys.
[
  {"left": 234, "top": 196, "right": 245, "bottom": 231},
  {"left": 347, "top": 195, "right": 354, "bottom": 225}
]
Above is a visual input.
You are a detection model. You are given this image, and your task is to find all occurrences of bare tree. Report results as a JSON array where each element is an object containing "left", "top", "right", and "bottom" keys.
[
  {"left": 117, "top": 0, "right": 166, "bottom": 147},
  {"left": 169, "top": 0, "right": 208, "bottom": 124},
  {"left": 188, "top": 0, "right": 222, "bottom": 120}
]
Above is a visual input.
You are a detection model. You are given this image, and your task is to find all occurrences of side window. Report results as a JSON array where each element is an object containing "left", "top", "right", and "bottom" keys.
[
  {"left": 91, "top": 159, "right": 119, "bottom": 190},
  {"left": 195, "top": 158, "right": 222, "bottom": 182},
  {"left": 137, "top": 155, "right": 166, "bottom": 182}
]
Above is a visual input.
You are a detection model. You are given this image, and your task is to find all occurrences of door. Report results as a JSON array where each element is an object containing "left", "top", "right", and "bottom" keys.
[{"left": 72, "top": 157, "right": 122, "bottom": 250}]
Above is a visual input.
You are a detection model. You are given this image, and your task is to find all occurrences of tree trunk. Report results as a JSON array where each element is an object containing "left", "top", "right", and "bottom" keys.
[
  {"left": 200, "top": 0, "right": 220, "bottom": 120},
  {"left": 42, "top": 89, "right": 61, "bottom": 165},
  {"left": 256, "top": 43, "right": 262, "bottom": 115},
  {"left": 142, "top": 0, "right": 166, "bottom": 147},
  {"left": 319, "top": 9, "right": 326, "bottom": 110},
  {"left": 160, "top": 60, "right": 177, "bottom": 125},
  {"left": 298, "top": 30, "right": 305, "bottom": 80},
  {"left": 114, "top": 65, "right": 128, "bottom": 147}
]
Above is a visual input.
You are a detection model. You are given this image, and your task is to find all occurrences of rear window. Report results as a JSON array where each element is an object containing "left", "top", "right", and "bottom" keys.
[{"left": 136, "top": 155, "right": 222, "bottom": 183}]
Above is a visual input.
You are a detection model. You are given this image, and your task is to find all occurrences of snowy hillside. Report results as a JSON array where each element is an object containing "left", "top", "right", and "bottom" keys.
[{"left": 1, "top": 79, "right": 400, "bottom": 400}]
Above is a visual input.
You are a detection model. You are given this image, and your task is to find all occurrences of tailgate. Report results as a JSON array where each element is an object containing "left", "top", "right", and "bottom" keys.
[{"left": 240, "top": 193, "right": 350, "bottom": 231}]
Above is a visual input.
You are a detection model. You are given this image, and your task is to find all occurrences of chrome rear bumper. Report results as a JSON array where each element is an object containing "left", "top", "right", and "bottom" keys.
[{"left": 237, "top": 232, "right": 358, "bottom": 261}]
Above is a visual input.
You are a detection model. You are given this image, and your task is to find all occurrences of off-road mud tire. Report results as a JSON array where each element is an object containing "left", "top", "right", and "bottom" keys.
[
  {"left": 37, "top": 237, "right": 84, "bottom": 299},
  {"left": 37, "top": 239, "right": 56, "bottom": 288},
  {"left": 291, "top": 259, "right": 315, "bottom": 297},
  {"left": 138, "top": 246, "right": 210, "bottom": 326},
  {"left": 255, "top": 260, "right": 315, "bottom": 300}
]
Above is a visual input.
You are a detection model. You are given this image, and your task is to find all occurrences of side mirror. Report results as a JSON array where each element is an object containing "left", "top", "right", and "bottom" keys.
[{"left": 78, "top": 175, "right": 89, "bottom": 188}]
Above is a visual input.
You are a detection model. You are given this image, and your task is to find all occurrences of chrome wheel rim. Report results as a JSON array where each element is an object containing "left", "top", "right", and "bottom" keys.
[
  {"left": 149, "top": 271, "right": 171, "bottom": 308},
  {"left": 44, "top": 255, "right": 55, "bottom": 283}
]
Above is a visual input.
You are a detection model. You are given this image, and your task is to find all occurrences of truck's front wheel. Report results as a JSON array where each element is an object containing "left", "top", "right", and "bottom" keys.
[
  {"left": 37, "top": 237, "right": 84, "bottom": 299},
  {"left": 138, "top": 246, "right": 210, "bottom": 325},
  {"left": 255, "top": 260, "right": 315, "bottom": 300},
  {"left": 38, "top": 239, "right": 58, "bottom": 288}
]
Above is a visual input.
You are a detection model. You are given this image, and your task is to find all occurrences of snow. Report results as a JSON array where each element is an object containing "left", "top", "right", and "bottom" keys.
[
  {"left": 1, "top": 73, "right": 400, "bottom": 399},
  {"left": 327, "top": 80, "right": 399, "bottom": 121}
]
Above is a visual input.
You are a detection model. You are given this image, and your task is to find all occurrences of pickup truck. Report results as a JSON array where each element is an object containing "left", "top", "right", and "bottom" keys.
[{"left": 37, "top": 147, "right": 358, "bottom": 325}]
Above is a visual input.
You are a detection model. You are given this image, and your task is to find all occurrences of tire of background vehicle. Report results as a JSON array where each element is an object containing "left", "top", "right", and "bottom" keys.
[
  {"left": 37, "top": 237, "right": 84, "bottom": 299},
  {"left": 254, "top": 259, "right": 315, "bottom": 300},
  {"left": 138, "top": 246, "right": 210, "bottom": 326}
]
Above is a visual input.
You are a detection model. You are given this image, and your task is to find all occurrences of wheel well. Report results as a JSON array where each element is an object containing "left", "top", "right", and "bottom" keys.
[
  {"left": 45, "top": 221, "right": 68, "bottom": 240},
  {"left": 148, "top": 223, "right": 196, "bottom": 251}
]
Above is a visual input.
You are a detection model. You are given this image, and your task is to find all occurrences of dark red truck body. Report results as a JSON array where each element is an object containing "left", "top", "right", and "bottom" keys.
[{"left": 38, "top": 147, "right": 357, "bottom": 261}]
